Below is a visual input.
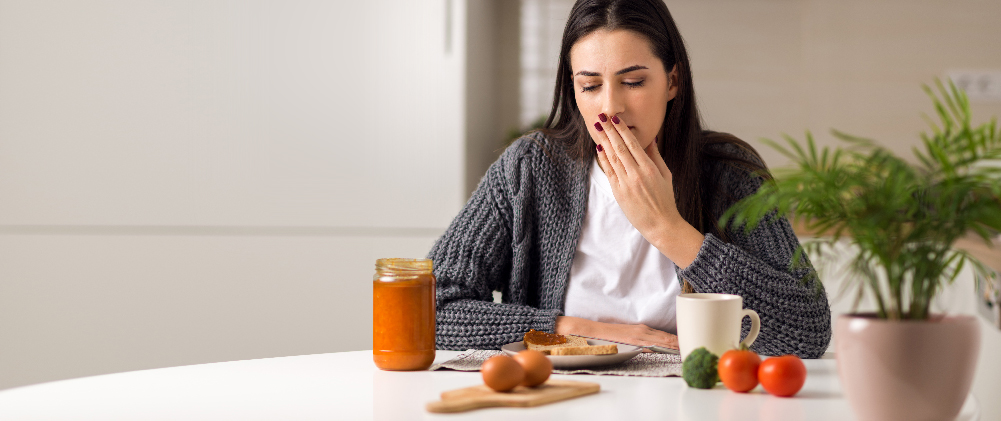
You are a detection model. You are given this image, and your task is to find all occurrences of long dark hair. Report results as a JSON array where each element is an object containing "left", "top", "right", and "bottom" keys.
[{"left": 542, "top": 0, "right": 767, "bottom": 241}]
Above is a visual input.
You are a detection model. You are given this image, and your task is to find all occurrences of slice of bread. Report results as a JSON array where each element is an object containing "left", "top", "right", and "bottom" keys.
[
  {"left": 522, "top": 330, "right": 618, "bottom": 356},
  {"left": 549, "top": 344, "right": 619, "bottom": 356},
  {"left": 524, "top": 334, "right": 589, "bottom": 355}
]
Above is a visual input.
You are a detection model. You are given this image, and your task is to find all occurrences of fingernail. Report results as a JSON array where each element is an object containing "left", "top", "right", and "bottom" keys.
[
  {"left": 596, "top": 144, "right": 603, "bottom": 152},
  {"left": 611, "top": 115, "right": 620, "bottom": 124},
  {"left": 598, "top": 113, "right": 607, "bottom": 122},
  {"left": 594, "top": 122, "right": 603, "bottom": 132}
]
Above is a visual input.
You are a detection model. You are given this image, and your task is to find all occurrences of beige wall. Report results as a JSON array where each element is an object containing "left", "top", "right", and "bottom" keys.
[
  {"left": 465, "top": 0, "right": 522, "bottom": 197},
  {"left": 669, "top": 0, "right": 1001, "bottom": 167}
]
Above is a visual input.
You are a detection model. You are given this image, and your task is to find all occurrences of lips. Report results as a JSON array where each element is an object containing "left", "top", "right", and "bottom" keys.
[{"left": 627, "top": 126, "right": 636, "bottom": 130}]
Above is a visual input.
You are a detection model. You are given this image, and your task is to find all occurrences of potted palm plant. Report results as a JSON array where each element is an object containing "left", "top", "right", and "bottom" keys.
[{"left": 724, "top": 80, "right": 1001, "bottom": 421}]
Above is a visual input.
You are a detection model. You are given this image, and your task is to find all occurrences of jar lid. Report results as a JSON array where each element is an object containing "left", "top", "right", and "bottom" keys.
[{"left": 375, "top": 258, "right": 433, "bottom": 272}]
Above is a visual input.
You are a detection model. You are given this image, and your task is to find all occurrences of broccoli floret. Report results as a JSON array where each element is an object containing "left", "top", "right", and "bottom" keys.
[{"left": 682, "top": 347, "right": 719, "bottom": 389}]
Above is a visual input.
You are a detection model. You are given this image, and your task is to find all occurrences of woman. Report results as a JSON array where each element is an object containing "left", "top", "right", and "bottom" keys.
[{"left": 428, "top": 0, "right": 831, "bottom": 358}]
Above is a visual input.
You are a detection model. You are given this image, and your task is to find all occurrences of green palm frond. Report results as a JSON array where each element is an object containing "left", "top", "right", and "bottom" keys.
[{"left": 723, "top": 78, "right": 1001, "bottom": 320}]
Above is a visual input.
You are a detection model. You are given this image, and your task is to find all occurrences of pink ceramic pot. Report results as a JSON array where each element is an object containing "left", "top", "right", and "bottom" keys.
[{"left": 835, "top": 314, "right": 980, "bottom": 421}]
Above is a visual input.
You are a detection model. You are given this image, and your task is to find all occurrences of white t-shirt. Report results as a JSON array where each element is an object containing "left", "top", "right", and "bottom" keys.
[{"left": 564, "top": 159, "right": 682, "bottom": 334}]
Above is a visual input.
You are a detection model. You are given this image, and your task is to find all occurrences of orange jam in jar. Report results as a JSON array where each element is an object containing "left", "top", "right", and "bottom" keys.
[{"left": 372, "top": 258, "right": 436, "bottom": 371}]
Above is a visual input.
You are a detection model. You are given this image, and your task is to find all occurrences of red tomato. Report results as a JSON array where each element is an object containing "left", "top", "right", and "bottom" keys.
[
  {"left": 718, "top": 349, "right": 762, "bottom": 393},
  {"left": 758, "top": 355, "right": 807, "bottom": 397}
]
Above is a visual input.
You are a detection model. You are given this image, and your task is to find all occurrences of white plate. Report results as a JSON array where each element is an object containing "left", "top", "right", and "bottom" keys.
[{"left": 501, "top": 339, "right": 641, "bottom": 369}]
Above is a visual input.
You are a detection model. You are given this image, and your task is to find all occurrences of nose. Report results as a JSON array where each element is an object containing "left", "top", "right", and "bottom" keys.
[{"left": 601, "top": 84, "right": 625, "bottom": 120}]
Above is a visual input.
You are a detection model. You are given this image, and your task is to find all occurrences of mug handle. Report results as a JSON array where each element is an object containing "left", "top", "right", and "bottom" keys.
[{"left": 739, "top": 309, "right": 761, "bottom": 349}]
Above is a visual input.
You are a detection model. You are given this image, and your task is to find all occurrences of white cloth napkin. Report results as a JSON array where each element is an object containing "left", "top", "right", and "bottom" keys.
[{"left": 430, "top": 349, "right": 682, "bottom": 377}]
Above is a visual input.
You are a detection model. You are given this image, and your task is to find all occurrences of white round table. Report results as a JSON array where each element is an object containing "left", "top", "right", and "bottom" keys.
[{"left": 0, "top": 350, "right": 979, "bottom": 420}]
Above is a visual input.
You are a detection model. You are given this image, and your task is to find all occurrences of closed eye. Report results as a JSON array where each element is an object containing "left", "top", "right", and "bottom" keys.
[{"left": 581, "top": 80, "right": 644, "bottom": 93}]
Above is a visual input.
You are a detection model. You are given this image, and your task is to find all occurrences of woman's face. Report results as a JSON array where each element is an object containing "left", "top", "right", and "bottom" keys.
[{"left": 570, "top": 29, "right": 678, "bottom": 150}]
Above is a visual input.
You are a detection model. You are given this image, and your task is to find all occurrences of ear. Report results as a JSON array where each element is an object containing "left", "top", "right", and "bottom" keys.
[{"left": 666, "top": 64, "right": 680, "bottom": 101}]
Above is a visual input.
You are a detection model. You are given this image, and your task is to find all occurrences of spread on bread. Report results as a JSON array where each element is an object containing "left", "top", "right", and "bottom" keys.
[
  {"left": 522, "top": 330, "right": 618, "bottom": 356},
  {"left": 523, "top": 329, "right": 567, "bottom": 346}
]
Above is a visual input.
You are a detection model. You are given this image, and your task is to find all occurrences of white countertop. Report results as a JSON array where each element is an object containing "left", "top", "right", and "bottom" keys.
[{"left": 0, "top": 350, "right": 979, "bottom": 420}]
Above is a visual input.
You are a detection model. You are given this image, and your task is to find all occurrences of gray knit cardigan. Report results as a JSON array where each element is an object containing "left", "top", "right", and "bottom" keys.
[{"left": 427, "top": 132, "right": 832, "bottom": 358}]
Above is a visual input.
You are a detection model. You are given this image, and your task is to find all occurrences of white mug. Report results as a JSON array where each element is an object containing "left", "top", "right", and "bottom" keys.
[{"left": 677, "top": 293, "right": 760, "bottom": 360}]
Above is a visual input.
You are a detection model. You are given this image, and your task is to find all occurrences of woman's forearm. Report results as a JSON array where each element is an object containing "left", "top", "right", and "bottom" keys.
[
  {"left": 437, "top": 300, "right": 561, "bottom": 350},
  {"left": 647, "top": 216, "right": 705, "bottom": 269},
  {"left": 678, "top": 230, "right": 832, "bottom": 358},
  {"left": 555, "top": 316, "right": 679, "bottom": 349}
]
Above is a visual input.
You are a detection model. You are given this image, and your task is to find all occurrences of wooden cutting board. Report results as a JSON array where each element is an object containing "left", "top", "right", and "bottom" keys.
[{"left": 425, "top": 379, "right": 600, "bottom": 413}]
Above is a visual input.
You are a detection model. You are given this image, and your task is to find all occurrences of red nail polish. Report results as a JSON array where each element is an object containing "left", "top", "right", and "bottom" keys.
[
  {"left": 594, "top": 122, "right": 603, "bottom": 132},
  {"left": 598, "top": 113, "right": 607, "bottom": 122},
  {"left": 597, "top": 144, "right": 603, "bottom": 152},
  {"left": 611, "top": 115, "right": 620, "bottom": 124}
]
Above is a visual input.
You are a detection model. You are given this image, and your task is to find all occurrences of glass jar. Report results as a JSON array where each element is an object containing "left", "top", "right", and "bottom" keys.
[{"left": 372, "top": 258, "right": 436, "bottom": 371}]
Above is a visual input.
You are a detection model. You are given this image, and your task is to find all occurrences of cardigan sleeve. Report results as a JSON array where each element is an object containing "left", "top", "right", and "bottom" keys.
[
  {"left": 678, "top": 161, "right": 833, "bottom": 359},
  {"left": 427, "top": 139, "right": 561, "bottom": 350}
]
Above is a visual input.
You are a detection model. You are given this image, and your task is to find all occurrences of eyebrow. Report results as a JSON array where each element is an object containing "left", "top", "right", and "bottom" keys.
[{"left": 574, "top": 65, "right": 649, "bottom": 77}]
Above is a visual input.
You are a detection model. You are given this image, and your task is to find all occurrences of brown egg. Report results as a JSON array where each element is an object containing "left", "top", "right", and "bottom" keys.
[
  {"left": 481, "top": 355, "right": 524, "bottom": 392},
  {"left": 513, "top": 350, "right": 552, "bottom": 387}
]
